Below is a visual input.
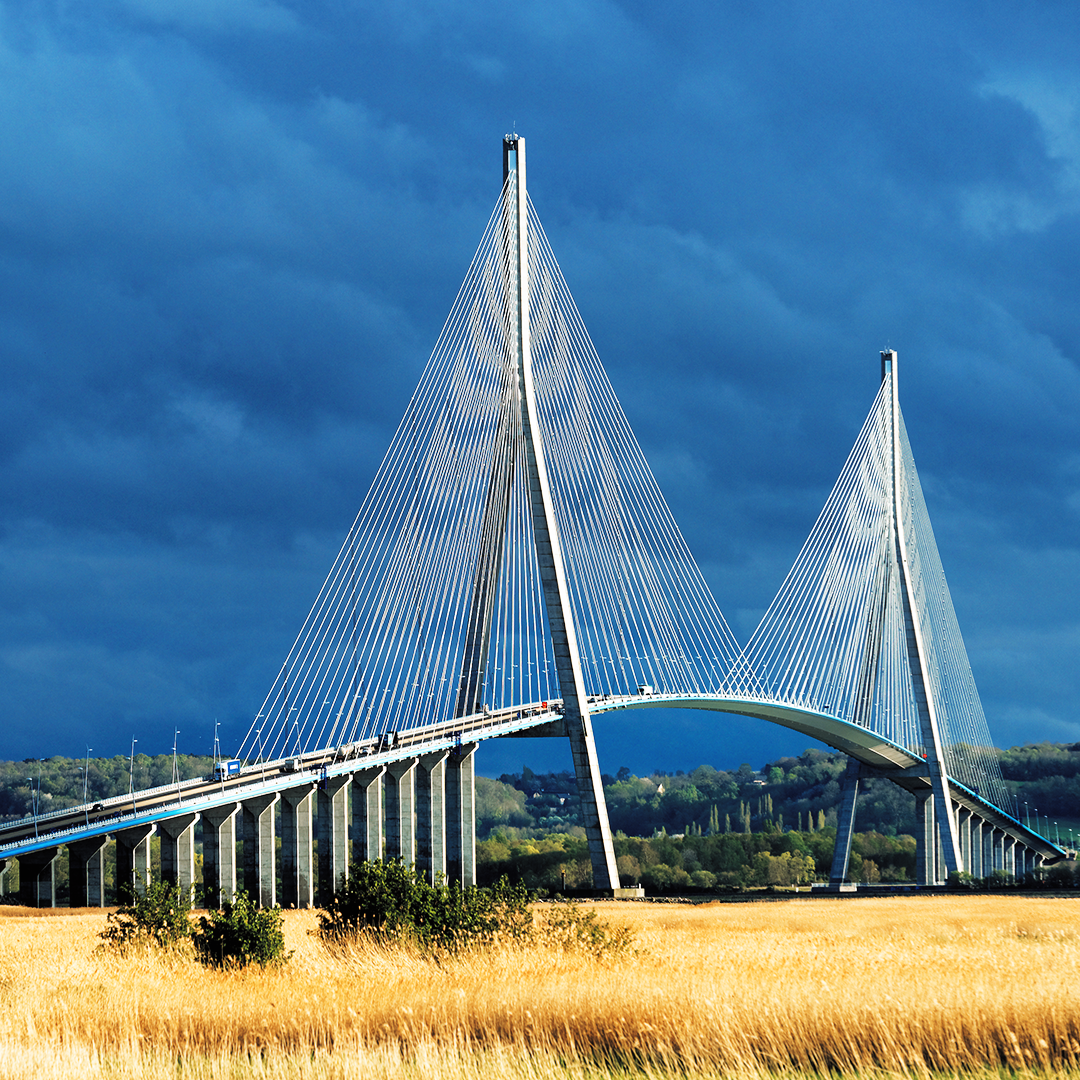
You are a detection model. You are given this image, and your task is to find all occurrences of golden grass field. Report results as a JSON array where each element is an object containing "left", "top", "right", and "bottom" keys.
[{"left": 2, "top": 894, "right": 1080, "bottom": 1079}]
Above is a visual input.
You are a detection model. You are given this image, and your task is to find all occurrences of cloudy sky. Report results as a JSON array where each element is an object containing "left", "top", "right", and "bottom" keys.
[{"left": 2, "top": 1, "right": 1078, "bottom": 778}]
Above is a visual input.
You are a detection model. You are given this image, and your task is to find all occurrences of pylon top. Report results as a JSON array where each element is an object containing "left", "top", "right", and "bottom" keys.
[
  {"left": 503, "top": 134, "right": 523, "bottom": 182},
  {"left": 881, "top": 348, "right": 896, "bottom": 383}
]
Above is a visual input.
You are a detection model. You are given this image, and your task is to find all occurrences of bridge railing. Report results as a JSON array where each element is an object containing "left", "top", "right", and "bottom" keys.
[{"left": 0, "top": 775, "right": 209, "bottom": 833}]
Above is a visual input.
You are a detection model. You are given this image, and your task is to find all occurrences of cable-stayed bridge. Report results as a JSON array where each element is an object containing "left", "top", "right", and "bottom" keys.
[{"left": 0, "top": 137, "right": 1061, "bottom": 906}]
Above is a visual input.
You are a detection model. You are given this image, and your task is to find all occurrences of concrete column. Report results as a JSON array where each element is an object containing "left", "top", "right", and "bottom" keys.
[
  {"left": 915, "top": 790, "right": 935, "bottom": 885},
  {"left": 19, "top": 849, "right": 58, "bottom": 908},
  {"left": 416, "top": 752, "right": 448, "bottom": 885},
  {"left": 242, "top": 795, "right": 279, "bottom": 909},
  {"left": 967, "top": 817, "right": 982, "bottom": 878},
  {"left": 1018, "top": 846, "right": 1032, "bottom": 882},
  {"left": 68, "top": 838, "right": 108, "bottom": 907},
  {"left": 982, "top": 824, "right": 995, "bottom": 878},
  {"left": 446, "top": 744, "right": 477, "bottom": 886},
  {"left": 829, "top": 757, "right": 861, "bottom": 884},
  {"left": 159, "top": 814, "right": 198, "bottom": 903},
  {"left": 1004, "top": 835, "right": 1016, "bottom": 879},
  {"left": 956, "top": 807, "right": 972, "bottom": 875},
  {"left": 201, "top": 804, "right": 240, "bottom": 909},
  {"left": 318, "top": 774, "right": 352, "bottom": 903},
  {"left": 280, "top": 786, "right": 315, "bottom": 909},
  {"left": 116, "top": 824, "right": 156, "bottom": 900},
  {"left": 385, "top": 760, "right": 416, "bottom": 867},
  {"left": 352, "top": 766, "right": 385, "bottom": 865},
  {"left": 0, "top": 858, "right": 7, "bottom": 898}
]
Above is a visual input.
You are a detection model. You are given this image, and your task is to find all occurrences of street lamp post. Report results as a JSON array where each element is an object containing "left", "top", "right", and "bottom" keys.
[
  {"left": 82, "top": 747, "right": 92, "bottom": 825},
  {"left": 173, "top": 729, "right": 182, "bottom": 803},
  {"left": 129, "top": 737, "right": 138, "bottom": 814},
  {"left": 26, "top": 776, "right": 38, "bottom": 838}
]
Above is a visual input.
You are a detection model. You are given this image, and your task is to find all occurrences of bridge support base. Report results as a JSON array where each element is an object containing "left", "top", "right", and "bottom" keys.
[
  {"left": 386, "top": 761, "right": 416, "bottom": 867},
  {"left": 971, "top": 817, "right": 985, "bottom": 877},
  {"left": 417, "top": 752, "right": 448, "bottom": 885},
  {"left": 68, "top": 838, "right": 108, "bottom": 907},
  {"left": 202, "top": 805, "right": 240, "bottom": 909},
  {"left": 567, "top": 718, "right": 620, "bottom": 891},
  {"left": 957, "top": 807, "right": 972, "bottom": 873},
  {"left": 829, "top": 757, "right": 862, "bottom": 884},
  {"left": 447, "top": 745, "right": 477, "bottom": 887},
  {"left": 243, "top": 795, "right": 279, "bottom": 909},
  {"left": 280, "top": 787, "right": 315, "bottom": 909},
  {"left": 116, "top": 824, "right": 156, "bottom": 899},
  {"left": 318, "top": 776, "right": 351, "bottom": 903},
  {"left": 915, "top": 791, "right": 936, "bottom": 884},
  {"left": 352, "top": 766, "right": 385, "bottom": 865},
  {"left": 19, "top": 849, "right": 58, "bottom": 908},
  {"left": 159, "top": 814, "right": 198, "bottom": 903}
]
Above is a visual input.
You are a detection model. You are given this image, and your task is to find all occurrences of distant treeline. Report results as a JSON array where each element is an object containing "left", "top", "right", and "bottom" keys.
[
  {"left": 3, "top": 742, "right": 1078, "bottom": 891},
  {"left": 0, "top": 754, "right": 214, "bottom": 820},
  {"left": 478, "top": 742, "right": 1080, "bottom": 841}
]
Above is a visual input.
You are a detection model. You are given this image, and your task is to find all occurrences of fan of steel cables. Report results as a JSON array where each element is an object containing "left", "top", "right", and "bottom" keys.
[
  {"left": 744, "top": 376, "right": 1011, "bottom": 810},
  {"left": 234, "top": 172, "right": 746, "bottom": 764}
]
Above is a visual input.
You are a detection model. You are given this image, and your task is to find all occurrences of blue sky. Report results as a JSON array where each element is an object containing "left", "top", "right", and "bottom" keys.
[{"left": 1, "top": 1, "right": 1077, "bottom": 777}]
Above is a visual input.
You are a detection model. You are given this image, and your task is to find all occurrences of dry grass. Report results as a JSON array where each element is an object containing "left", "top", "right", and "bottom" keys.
[{"left": 2, "top": 894, "right": 1080, "bottom": 1079}]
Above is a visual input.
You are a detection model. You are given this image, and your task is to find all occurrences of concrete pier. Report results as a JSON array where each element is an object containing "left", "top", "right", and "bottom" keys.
[
  {"left": 202, "top": 804, "right": 240, "bottom": 908},
  {"left": 416, "top": 751, "right": 448, "bottom": 885},
  {"left": 68, "top": 837, "right": 108, "bottom": 907},
  {"left": 915, "top": 790, "right": 935, "bottom": 884},
  {"left": 352, "top": 766, "right": 385, "bottom": 865},
  {"left": 242, "top": 794, "right": 279, "bottom": 909},
  {"left": 159, "top": 813, "right": 198, "bottom": 902},
  {"left": 318, "top": 775, "right": 351, "bottom": 902},
  {"left": 116, "top": 824, "right": 156, "bottom": 899},
  {"left": 829, "top": 757, "right": 861, "bottom": 883},
  {"left": 385, "top": 760, "right": 416, "bottom": 867},
  {"left": 970, "top": 817, "right": 984, "bottom": 878},
  {"left": 446, "top": 745, "right": 477, "bottom": 886},
  {"left": 19, "top": 848, "right": 58, "bottom": 907},
  {"left": 280, "top": 786, "right": 315, "bottom": 909},
  {"left": 957, "top": 807, "right": 972, "bottom": 873}
]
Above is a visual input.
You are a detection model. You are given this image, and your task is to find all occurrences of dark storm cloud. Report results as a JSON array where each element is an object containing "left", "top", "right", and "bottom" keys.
[{"left": 0, "top": 0, "right": 1077, "bottom": 768}]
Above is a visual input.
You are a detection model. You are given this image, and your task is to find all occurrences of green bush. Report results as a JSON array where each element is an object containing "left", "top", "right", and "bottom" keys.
[
  {"left": 318, "top": 860, "right": 533, "bottom": 953},
  {"left": 99, "top": 880, "right": 193, "bottom": 951},
  {"left": 319, "top": 861, "right": 636, "bottom": 960},
  {"left": 191, "top": 891, "right": 290, "bottom": 968}
]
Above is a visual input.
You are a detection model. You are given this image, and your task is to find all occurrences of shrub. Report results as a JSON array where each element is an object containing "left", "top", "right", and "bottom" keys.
[
  {"left": 191, "top": 891, "right": 290, "bottom": 968},
  {"left": 99, "top": 880, "right": 192, "bottom": 952},
  {"left": 318, "top": 860, "right": 533, "bottom": 953},
  {"left": 538, "top": 903, "right": 636, "bottom": 959}
]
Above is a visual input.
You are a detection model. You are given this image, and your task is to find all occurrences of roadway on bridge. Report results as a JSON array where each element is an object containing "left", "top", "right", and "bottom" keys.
[{"left": 0, "top": 693, "right": 1061, "bottom": 863}]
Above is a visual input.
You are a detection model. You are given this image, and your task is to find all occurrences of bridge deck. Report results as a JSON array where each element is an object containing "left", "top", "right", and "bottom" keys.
[{"left": 0, "top": 694, "right": 1061, "bottom": 864}]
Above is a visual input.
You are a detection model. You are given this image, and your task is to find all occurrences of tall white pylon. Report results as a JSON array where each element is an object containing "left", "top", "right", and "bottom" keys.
[
  {"left": 884, "top": 349, "right": 962, "bottom": 879},
  {"left": 500, "top": 136, "right": 619, "bottom": 890}
]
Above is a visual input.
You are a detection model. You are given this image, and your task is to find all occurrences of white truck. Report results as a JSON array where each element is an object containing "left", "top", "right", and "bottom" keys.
[{"left": 213, "top": 758, "right": 242, "bottom": 781}]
